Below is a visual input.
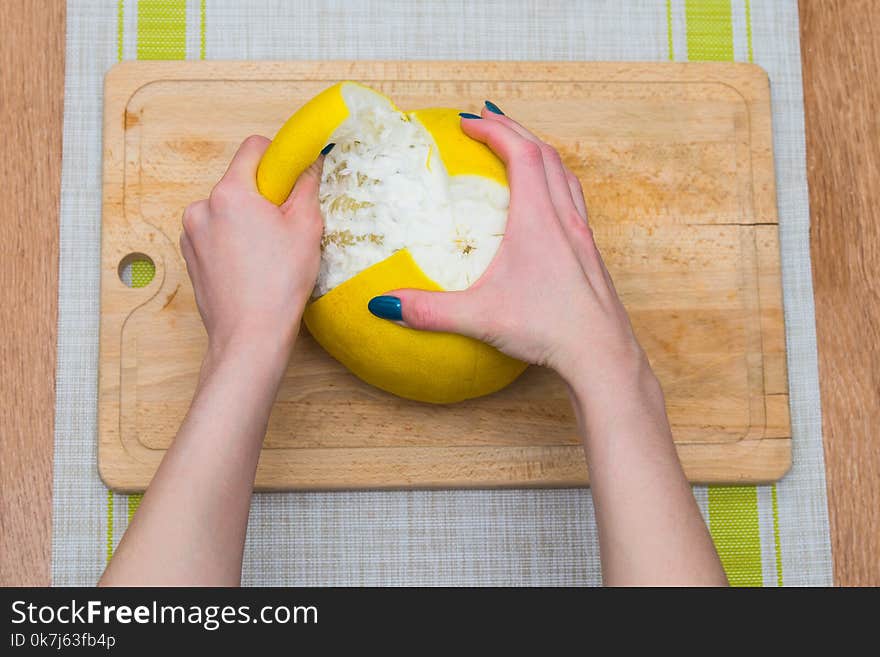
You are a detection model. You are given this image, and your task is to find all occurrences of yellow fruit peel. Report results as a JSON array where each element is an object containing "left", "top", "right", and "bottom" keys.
[
  {"left": 303, "top": 249, "right": 527, "bottom": 404},
  {"left": 411, "top": 108, "right": 508, "bottom": 186},
  {"left": 257, "top": 82, "right": 350, "bottom": 205}
]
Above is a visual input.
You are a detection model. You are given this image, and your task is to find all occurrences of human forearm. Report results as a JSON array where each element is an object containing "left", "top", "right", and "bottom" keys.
[
  {"left": 99, "top": 339, "right": 289, "bottom": 586},
  {"left": 99, "top": 136, "right": 323, "bottom": 586},
  {"left": 378, "top": 106, "right": 727, "bottom": 585},
  {"left": 568, "top": 360, "right": 728, "bottom": 587}
]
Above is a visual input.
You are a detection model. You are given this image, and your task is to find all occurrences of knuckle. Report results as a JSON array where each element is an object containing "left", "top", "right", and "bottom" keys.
[
  {"left": 310, "top": 207, "right": 326, "bottom": 231},
  {"left": 301, "top": 160, "right": 322, "bottom": 183},
  {"left": 179, "top": 238, "right": 193, "bottom": 264},
  {"left": 208, "top": 182, "right": 233, "bottom": 209},
  {"left": 566, "top": 210, "right": 587, "bottom": 228},
  {"left": 407, "top": 295, "right": 436, "bottom": 329},
  {"left": 516, "top": 141, "right": 543, "bottom": 166},
  {"left": 301, "top": 210, "right": 325, "bottom": 242},
  {"left": 479, "top": 315, "right": 503, "bottom": 344},
  {"left": 182, "top": 203, "right": 202, "bottom": 234},
  {"left": 580, "top": 225, "right": 598, "bottom": 251},
  {"left": 539, "top": 142, "right": 560, "bottom": 162},
  {"left": 243, "top": 134, "right": 266, "bottom": 149}
]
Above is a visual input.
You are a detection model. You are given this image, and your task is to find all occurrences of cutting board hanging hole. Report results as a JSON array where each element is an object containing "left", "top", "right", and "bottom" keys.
[{"left": 118, "top": 252, "right": 156, "bottom": 289}]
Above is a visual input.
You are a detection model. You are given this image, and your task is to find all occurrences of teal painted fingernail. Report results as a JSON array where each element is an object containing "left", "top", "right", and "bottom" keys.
[
  {"left": 484, "top": 100, "right": 504, "bottom": 115},
  {"left": 459, "top": 112, "right": 482, "bottom": 120},
  {"left": 368, "top": 295, "right": 402, "bottom": 321},
  {"left": 320, "top": 142, "right": 336, "bottom": 155}
]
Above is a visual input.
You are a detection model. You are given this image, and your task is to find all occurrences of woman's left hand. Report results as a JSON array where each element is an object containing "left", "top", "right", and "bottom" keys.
[{"left": 180, "top": 135, "right": 325, "bottom": 360}]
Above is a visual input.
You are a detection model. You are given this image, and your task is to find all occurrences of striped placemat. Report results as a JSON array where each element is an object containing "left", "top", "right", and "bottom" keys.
[{"left": 53, "top": 0, "right": 832, "bottom": 586}]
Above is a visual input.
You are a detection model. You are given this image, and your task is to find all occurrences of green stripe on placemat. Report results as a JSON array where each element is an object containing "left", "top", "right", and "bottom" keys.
[
  {"left": 128, "top": 493, "right": 143, "bottom": 522},
  {"left": 116, "top": 0, "right": 124, "bottom": 62},
  {"left": 684, "top": 0, "right": 734, "bottom": 61},
  {"left": 106, "top": 490, "right": 114, "bottom": 562},
  {"left": 200, "top": 0, "right": 206, "bottom": 60},
  {"left": 744, "top": 0, "right": 754, "bottom": 63},
  {"left": 772, "top": 483, "right": 783, "bottom": 586},
  {"left": 708, "top": 487, "right": 762, "bottom": 585},
  {"left": 137, "top": 0, "right": 187, "bottom": 60}
]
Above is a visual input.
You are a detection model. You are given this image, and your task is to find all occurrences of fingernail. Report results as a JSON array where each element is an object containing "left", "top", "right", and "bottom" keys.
[
  {"left": 484, "top": 100, "right": 504, "bottom": 115},
  {"left": 368, "top": 295, "right": 402, "bottom": 321},
  {"left": 320, "top": 142, "right": 336, "bottom": 155},
  {"left": 459, "top": 112, "right": 482, "bottom": 120}
]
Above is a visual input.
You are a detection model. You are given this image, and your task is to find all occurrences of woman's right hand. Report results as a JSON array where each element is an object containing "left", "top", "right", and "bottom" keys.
[
  {"left": 376, "top": 107, "right": 727, "bottom": 585},
  {"left": 372, "top": 104, "right": 655, "bottom": 407}
]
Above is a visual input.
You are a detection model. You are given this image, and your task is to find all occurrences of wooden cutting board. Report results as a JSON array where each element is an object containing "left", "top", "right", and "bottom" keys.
[{"left": 99, "top": 61, "right": 790, "bottom": 491}]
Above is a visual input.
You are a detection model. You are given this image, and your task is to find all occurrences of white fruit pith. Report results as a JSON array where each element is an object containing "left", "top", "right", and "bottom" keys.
[{"left": 315, "top": 84, "right": 509, "bottom": 297}]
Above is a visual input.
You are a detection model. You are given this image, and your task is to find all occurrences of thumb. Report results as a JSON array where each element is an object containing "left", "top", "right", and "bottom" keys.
[
  {"left": 368, "top": 288, "right": 483, "bottom": 337},
  {"left": 280, "top": 147, "right": 328, "bottom": 216},
  {"left": 221, "top": 135, "right": 271, "bottom": 190},
  {"left": 280, "top": 150, "right": 328, "bottom": 245}
]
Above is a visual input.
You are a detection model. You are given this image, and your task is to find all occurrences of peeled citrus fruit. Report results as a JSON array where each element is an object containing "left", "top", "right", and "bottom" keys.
[{"left": 257, "top": 82, "right": 527, "bottom": 403}]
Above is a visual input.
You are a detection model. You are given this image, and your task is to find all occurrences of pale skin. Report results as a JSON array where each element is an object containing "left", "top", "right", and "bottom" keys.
[{"left": 100, "top": 108, "right": 727, "bottom": 587}]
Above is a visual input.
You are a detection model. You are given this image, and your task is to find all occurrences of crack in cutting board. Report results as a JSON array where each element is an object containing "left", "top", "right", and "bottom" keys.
[{"left": 99, "top": 61, "right": 790, "bottom": 491}]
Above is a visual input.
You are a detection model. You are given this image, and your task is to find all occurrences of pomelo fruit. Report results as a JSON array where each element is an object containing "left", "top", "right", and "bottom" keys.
[{"left": 257, "top": 82, "right": 526, "bottom": 403}]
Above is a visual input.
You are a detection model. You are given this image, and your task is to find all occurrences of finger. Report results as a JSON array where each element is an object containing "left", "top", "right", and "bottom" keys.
[
  {"left": 367, "top": 289, "right": 485, "bottom": 339},
  {"left": 218, "top": 134, "right": 271, "bottom": 190},
  {"left": 459, "top": 116, "right": 553, "bottom": 214},
  {"left": 480, "top": 106, "right": 543, "bottom": 144},
  {"left": 179, "top": 228, "right": 192, "bottom": 258},
  {"left": 180, "top": 201, "right": 208, "bottom": 289},
  {"left": 461, "top": 112, "right": 539, "bottom": 167},
  {"left": 181, "top": 199, "right": 209, "bottom": 239},
  {"left": 179, "top": 229, "right": 201, "bottom": 288},
  {"left": 281, "top": 154, "right": 323, "bottom": 215},
  {"left": 597, "top": 250, "right": 620, "bottom": 298},
  {"left": 477, "top": 109, "right": 584, "bottom": 228},
  {"left": 179, "top": 229, "right": 195, "bottom": 267},
  {"left": 280, "top": 155, "right": 326, "bottom": 246},
  {"left": 475, "top": 110, "right": 601, "bottom": 283},
  {"left": 537, "top": 142, "right": 582, "bottom": 229},
  {"left": 479, "top": 107, "right": 590, "bottom": 221},
  {"left": 566, "top": 169, "right": 588, "bottom": 221}
]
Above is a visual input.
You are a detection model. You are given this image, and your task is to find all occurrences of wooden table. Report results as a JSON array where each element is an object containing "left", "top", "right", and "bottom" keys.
[{"left": 1, "top": 0, "right": 877, "bottom": 586}]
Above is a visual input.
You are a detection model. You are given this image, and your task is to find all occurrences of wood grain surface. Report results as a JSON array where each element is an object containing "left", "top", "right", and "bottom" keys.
[
  {"left": 801, "top": 0, "right": 880, "bottom": 587},
  {"left": 0, "top": 0, "right": 65, "bottom": 586},
  {"left": 99, "top": 61, "right": 789, "bottom": 491},
  {"left": 2, "top": 0, "right": 877, "bottom": 585}
]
